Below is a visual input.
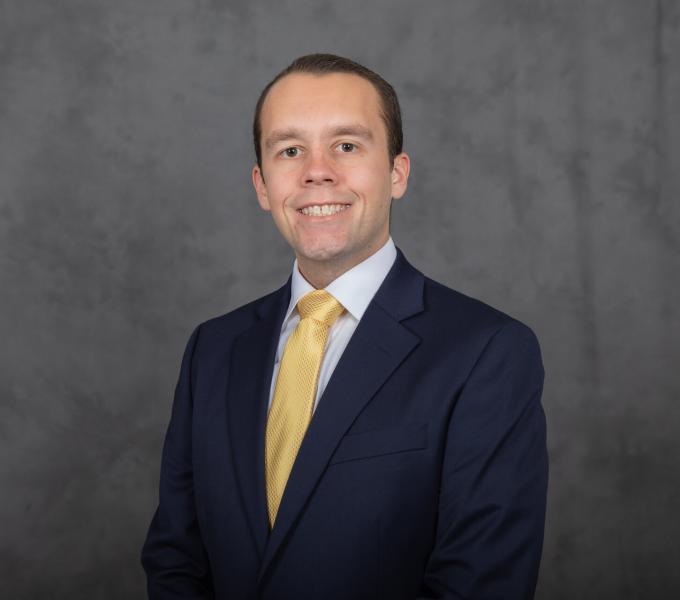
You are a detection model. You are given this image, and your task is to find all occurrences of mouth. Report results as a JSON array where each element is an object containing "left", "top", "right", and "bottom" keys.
[{"left": 297, "top": 203, "right": 351, "bottom": 217}]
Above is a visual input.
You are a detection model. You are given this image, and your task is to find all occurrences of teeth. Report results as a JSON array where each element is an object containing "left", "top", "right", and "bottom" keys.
[{"left": 299, "top": 204, "right": 349, "bottom": 216}]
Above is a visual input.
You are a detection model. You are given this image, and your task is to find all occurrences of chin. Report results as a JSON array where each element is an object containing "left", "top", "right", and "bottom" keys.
[{"left": 297, "top": 242, "right": 349, "bottom": 264}]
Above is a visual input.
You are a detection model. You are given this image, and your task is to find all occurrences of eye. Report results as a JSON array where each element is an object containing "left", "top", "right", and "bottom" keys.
[
  {"left": 338, "top": 142, "right": 357, "bottom": 153},
  {"left": 281, "top": 147, "right": 300, "bottom": 158}
]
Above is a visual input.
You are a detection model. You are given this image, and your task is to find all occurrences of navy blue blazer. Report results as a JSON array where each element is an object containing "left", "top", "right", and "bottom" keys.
[{"left": 141, "top": 249, "right": 548, "bottom": 599}]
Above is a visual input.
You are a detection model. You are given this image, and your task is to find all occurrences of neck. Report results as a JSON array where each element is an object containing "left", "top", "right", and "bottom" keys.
[
  {"left": 296, "top": 241, "right": 387, "bottom": 289},
  {"left": 296, "top": 262, "right": 350, "bottom": 290}
]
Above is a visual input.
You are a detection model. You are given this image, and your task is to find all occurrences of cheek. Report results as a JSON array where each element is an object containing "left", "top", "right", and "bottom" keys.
[
  {"left": 348, "top": 165, "right": 390, "bottom": 197},
  {"left": 262, "top": 163, "right": 297, "bottom": 194},
  {"left": 270, "top": 160, "right": 301, "bottom": 180},
  {"left": 265, "top": 183, "right": 292, "bottom": 213}
]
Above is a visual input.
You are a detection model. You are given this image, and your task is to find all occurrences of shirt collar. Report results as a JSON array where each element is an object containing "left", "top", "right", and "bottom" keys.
[{"left": 284, "top": 237, "right": 397, "bottom": 324}]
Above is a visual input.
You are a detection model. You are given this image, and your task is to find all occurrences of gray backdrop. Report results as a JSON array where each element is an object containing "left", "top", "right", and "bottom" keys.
[{"left": 1, "top": 1, "right": 678, "bottom": 598}]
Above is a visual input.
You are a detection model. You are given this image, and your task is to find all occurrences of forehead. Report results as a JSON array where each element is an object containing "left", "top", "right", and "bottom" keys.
[{"left": 260, "top": 72, "right": 384, "bottom": 136}]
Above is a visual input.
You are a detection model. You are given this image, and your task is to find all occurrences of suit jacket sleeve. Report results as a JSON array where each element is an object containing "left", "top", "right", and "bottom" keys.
[
  {"left": 418, "top": 320, "right": 548, "bottom": 600},
  {"left": 141, "top": 325, "right": 214, "bottom": 599}
]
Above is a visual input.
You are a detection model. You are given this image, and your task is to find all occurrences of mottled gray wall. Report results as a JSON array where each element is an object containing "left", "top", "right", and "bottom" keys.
[{"left": 1, "top": 1, "right": 678, "bottom": 598}]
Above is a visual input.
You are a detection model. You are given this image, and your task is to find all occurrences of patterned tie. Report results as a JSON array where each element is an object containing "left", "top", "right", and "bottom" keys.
[{"left": 265, "top": 289, "right": 345, "bottom": 527}]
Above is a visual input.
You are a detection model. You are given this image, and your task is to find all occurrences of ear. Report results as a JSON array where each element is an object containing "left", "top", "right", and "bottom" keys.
[
  {"left": 390, "top": 152, "right": 410, "bottom": 200},
  {"left": 252, "top": 165, "right": 270, "bottom": 211}
]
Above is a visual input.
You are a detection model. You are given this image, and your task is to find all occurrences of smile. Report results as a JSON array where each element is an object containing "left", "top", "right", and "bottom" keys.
[{"left": 298, "top": 204, "right": 350, "bottom": 217}]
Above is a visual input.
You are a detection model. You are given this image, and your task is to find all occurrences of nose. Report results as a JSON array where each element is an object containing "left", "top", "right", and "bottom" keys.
[{"left": 302, "top": 150, "right": 337, "bottom": 186}]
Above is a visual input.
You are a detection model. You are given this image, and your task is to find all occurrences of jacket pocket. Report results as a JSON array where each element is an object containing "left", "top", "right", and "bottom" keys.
[{"left": 329, "top": 423, "right": 428, "bottom": 465}]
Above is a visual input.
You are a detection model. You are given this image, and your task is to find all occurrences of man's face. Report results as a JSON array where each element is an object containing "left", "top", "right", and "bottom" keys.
[{"left": 252, "top": 72, "right": 409, "bottom": 279}]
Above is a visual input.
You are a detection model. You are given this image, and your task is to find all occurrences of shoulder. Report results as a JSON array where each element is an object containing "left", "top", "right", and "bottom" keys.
[
  {"left": 426, "top": 275, "right": 528, "bottom": 325},
  {"left": 416, "top": 273, "right": 541, "bottom": 358},
  {"left": 385, "top": 250, "right": 541, "bottom": 356},
  {"left": 188, "top": 283, "right": 289, "bottom": 351}
]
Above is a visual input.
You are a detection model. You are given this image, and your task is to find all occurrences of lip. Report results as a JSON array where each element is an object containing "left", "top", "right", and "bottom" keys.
[
  {"left": 294, "top": 202, "right": 353, "bottom": 219},
  {"left": 293, "top": 204, "right": 352, "bottom": 222},
  {"left": 295, "top": 202, "right": 352, "bottom": 211}
]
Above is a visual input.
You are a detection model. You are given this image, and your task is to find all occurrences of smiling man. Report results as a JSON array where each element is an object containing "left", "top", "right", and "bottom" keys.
[
  {"left": 251, "top": 70, "right": 409, "bottom": 289},
  {"left": 142, "top": 54, "right": 548, "bottom": 600}
]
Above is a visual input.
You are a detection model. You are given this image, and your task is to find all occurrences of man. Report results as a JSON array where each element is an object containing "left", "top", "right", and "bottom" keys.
[{"left": 142, "top": 53, "right": 548, "bottom": 600}]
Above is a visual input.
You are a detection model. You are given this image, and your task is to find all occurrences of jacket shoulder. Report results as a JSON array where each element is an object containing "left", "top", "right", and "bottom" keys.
[
  {"left": 194, "top": 284, "right": 287, "bottom": 344},
  {"left": 421, "top": 275, "right": 540, "bottom": 346}
]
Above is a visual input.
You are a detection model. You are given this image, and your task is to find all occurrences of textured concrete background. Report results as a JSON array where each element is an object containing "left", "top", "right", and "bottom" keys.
[{"left": 1, "top": 1, "right": 678, "bottom": 598}]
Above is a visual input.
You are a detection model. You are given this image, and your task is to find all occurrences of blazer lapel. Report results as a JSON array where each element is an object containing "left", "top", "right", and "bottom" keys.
[
  {"left": 226, "top": 281, "right": 290, "bottom": 561},
  {"left": 258, "top": 249, "right": 425, "bottom": 583}
]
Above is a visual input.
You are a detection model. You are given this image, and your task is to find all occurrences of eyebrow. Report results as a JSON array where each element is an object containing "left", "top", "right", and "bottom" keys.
[{"left": 264, "top": 124, "right": 374, "bottom": 150}]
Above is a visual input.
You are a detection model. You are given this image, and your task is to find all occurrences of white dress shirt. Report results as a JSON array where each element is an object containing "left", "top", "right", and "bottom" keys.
[{"left": 267, "top": 237, "right": 397, "bottom": 414}]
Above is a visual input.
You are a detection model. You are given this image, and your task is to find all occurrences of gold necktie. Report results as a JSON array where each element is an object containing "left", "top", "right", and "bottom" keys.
[{"left": 265, "top": 290, "right": 345, "bottom": 527}]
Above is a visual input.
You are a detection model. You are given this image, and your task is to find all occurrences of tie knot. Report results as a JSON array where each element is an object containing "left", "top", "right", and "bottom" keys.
[{"left": 297, "top": 290, "right": 345, "bottom": 326}]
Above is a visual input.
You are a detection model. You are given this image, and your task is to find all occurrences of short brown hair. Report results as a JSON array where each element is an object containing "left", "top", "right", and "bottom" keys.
[{"left": 253, "top": 53, "right": 403, "bottom": 170}]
